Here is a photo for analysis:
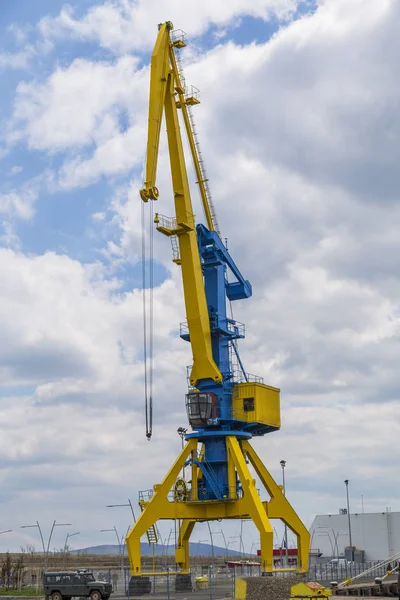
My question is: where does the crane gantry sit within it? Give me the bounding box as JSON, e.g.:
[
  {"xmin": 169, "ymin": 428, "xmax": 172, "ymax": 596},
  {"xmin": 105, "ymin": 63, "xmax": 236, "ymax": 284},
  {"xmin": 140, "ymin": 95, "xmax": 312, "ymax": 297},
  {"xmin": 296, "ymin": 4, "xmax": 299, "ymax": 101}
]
[{"xmin": 126, "ymin": 21, "xmax": 310, "ymax": 588}]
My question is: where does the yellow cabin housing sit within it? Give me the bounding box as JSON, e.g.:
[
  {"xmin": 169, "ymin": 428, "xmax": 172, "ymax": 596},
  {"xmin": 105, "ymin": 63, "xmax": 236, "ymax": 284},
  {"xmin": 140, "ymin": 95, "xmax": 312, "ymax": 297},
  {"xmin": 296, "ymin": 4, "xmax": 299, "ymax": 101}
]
[{"xmin": 232, "ymin": 382, "xmax": 280, "ymax": 433}]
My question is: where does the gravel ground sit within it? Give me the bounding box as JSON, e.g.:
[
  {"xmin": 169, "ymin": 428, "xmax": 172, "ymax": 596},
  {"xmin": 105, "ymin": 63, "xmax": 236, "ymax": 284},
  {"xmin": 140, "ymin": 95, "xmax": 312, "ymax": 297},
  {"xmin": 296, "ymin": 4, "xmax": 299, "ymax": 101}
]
[{"xmin": 244, "ymin": 576, "xmax": 302, "ymax": 600}]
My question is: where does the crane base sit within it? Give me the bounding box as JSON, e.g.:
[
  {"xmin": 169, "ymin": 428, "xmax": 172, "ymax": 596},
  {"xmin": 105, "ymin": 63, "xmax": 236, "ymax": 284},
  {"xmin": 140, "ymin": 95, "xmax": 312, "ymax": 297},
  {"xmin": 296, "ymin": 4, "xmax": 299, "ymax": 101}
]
[
  {"xmin": 175, "ymin": 574, "xmax": 193, "ymax": 591},
  {"xmin": 127, "ymin": 576, "xmax": 151, "ymax": 596},
  {"xmin": 126, "ymin": 437, "xmax": 309, "ymax": 575}
]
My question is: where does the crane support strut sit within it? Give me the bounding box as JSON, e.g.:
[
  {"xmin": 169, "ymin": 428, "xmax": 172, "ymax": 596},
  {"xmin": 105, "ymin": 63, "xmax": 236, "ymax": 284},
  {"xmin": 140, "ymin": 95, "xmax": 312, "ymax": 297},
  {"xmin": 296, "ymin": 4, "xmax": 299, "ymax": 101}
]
[{"xmin": 126, "ymin": 438, "xmax": 309, "ymax": 575}]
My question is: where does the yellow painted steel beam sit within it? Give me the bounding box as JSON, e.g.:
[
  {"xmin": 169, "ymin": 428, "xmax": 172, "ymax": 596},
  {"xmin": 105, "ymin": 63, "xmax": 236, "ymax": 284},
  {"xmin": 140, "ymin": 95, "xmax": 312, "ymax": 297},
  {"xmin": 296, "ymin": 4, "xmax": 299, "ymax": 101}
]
[
  {"xmin": 163, "ymin": 73, "xmax": 221, "ymax": 386},
  {"xmin": 127, "ymin": 437, "xmax": 308, "ymax": 576},
  {"xmin": 175, "ymin": 519, "xmax": 196, "ymax": 570},
  {"xmin": 140, "ymin": 22, "xmax": 171, "ymax": 202},
  {"xmin": 126, "ymin": 439, "xmax": 197, "ymax": 575},
  {"xmin": 139, "ymin": 21, "xmax": 221, "ymax": 386},
  {"xmin": 227, "ymin": 437, "xmax": 274, "ymax": 573},
  {"xmin": 242, "ymin": 440, "xmax": 310, "ymax": 572}
]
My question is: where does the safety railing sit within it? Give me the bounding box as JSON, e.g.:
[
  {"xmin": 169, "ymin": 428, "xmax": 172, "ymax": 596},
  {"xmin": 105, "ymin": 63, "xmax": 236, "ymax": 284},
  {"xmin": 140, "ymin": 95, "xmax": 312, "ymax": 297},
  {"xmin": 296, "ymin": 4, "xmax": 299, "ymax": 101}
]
[
  {"xmin": 156, "ymin": 211, "xmax": 195, "ymax": 233},
  {"xmin": 140, "ymin": 483, "xmax": 243, "ymax": 505},
  {"xmin": 185, "ymin": 84, "xmax": 200, "ymax": 103},
  {"xmin": 155, "ymin": 214, "xmax": 177, "ymax": 231},
  {"xmin": 226, "ymin": 318, "xmax": 245, "ymax": 338},
  {"xmin": 231, "ymin": 367, "xmax": 264, "ymax": 384},
  {"xmin": 139, "ymin": 489, "xmax": 155, "ymax": 503},
  {"xmin": 171, "ymin": 29, "xmax": 187, "ymax": 47},
  {"xmin": 186, "ymin": 484, "xmax": 242, "ymax": 502}
]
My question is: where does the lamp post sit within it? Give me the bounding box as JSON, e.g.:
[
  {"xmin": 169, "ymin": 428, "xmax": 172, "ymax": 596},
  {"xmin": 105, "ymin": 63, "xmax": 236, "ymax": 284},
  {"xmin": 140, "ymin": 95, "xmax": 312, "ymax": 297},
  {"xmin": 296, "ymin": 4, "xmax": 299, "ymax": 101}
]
[
  {"xmin": 280, "ymin": 460, "xmax": 288, "ymax": 567},
  {"xmin": 47, "ymin": 522, "xmax": 72, "ymax": 559},
  {"xmin": 107, "ymin": 499, "xmax": 136, "ymax": 523},
  {"xmin": 315, "ymin": 532, "xmax": 335, "ymax": 557},
  {"xmin": 106, "ymin": 499, "xmax": 137, "ymax": 574},
  {"xmin": 64, "ymin": 532, "xmax": 80, "ymax": 552},
  {"xmin": 229, "ymin": 535, "xmax": 240, "ymax": 555},
  {"xmin": 239, "ymin": 520, "xmax": 245, "ymax": 557},
  {"xmin": 101, "ymin": 527, "xmax": 124, "ymax": 580},
  {"xmin": 344, "ymin": 480, "xmax": 354, "ymax": 561},
  {"xmin": 213, "ymin": 531, "xmax": 228, "ymax": 559},
  {"xmin": 197, "ymin": 539, "xmax": 208, "ymax": 556},
  {"xmin": 21, "ymin": 521, "xmax": 70, "ymax": 571},
  {"xmin": 206, "ymin": 522, "xmax": 215, "ymax": 565},
  {"xmin": 0, "ymin": 530, "xmax": 12, "ymax": 535}
]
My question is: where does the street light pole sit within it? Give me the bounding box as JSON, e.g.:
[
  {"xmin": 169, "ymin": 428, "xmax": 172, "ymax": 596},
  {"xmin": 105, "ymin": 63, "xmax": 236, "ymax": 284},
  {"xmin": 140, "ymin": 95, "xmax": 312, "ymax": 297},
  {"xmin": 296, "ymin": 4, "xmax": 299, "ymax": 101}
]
[
  {"xmin": 106, "ymin": 500, "xmax": 137, "ymax": 523},
  {"xmin": 240, "ymin": 520, "xmax": 244, "ymax": 557},
  {"xmin": 101, "ymin": 527, "xmax": 124, "ymax": 581},
  {"xmin": 0, "ymin": 530, "xmax": 12, "ymax": 535},
  {"xmin": 280, "ymin": 460, "xmax": 288, "ymax": 567},
  {"xmin": 64, "ymin": 532, "xmax": 80, "ymax": 552},
  {"xmin": 20, "ymin": 522, "xmax": 47, "ymax": 571},
  {"xmin": 197, "ymin": 539, "xmax": 207, "ymax": 557},
  {"xmin": 344, "ymin": 480, "xmax": 354, "ymax": 561},
  {"xmin": 206, "ymin": 522, "xmax": 215, "ymax": 565},
  {"xmin": 47, "ymin": 522, "xmax": 72, "ymax": 558},
  {"xmin": 214, "ymin": 531, "xmax": 228, "ymax": 559},
  {"xmin": 21, "ymin": 521, "xmax": 70, "ymax": 571}
]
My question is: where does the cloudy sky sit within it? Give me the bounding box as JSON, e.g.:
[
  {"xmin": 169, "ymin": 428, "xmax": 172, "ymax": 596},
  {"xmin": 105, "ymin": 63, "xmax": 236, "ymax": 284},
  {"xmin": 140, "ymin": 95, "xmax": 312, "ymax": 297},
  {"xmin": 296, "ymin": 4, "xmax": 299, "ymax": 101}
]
[{"xmin": 1, "ymin": 0, "xmax": 399, "ymax": 557}]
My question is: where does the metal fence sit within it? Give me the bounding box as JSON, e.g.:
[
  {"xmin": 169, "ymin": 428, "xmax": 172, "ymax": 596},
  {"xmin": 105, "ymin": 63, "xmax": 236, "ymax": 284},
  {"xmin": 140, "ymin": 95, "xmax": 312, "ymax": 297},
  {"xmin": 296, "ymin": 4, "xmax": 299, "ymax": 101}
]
[
  {"xmin": 73, "ymin": 560, "xmax": 392, "ymax": 597},
  {"xmin": 94, "ymin": 565, "xmax": 244, "ymax": 598},
  {"xmin": 308, "ymin": 561, "xmax": 388, "ymax": 583}
]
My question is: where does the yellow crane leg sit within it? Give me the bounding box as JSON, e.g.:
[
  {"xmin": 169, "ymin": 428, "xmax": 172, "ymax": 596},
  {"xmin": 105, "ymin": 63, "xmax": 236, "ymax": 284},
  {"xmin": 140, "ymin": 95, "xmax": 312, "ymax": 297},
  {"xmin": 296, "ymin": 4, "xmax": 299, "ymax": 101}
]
[
  {"xmin": 227, "ymin": 437, "xmax": 274, "ymax": 573},
  {"xmin": 126, "ymin": 439, "xmax": 197, "ymax": 575},
  {"xmin": 175, "ymin": 520, "xmax": 196, "ymax": 570},
  {"xmin": 242, "ymin": 440, "xmax": 310, "ymax": 572},
  {"xmin": 126, "ymin": 437, "xmax": 309, "ymax": 577}
]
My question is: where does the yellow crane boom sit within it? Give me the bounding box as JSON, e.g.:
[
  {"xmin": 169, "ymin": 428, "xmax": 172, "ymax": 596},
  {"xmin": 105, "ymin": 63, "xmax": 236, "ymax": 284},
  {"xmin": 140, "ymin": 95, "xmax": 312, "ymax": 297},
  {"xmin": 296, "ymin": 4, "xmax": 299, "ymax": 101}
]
[{"xmin": 139, "ymin": 22, "xmax": 221, "ymax": 386}]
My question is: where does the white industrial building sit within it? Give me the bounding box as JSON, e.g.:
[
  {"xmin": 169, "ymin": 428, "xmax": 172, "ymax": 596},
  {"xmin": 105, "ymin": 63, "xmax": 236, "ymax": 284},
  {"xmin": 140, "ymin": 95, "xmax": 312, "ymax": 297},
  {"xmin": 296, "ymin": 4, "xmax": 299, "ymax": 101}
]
[{"xmin": 310, "ymin": 511, "xmax": 400, "ymax": 561}]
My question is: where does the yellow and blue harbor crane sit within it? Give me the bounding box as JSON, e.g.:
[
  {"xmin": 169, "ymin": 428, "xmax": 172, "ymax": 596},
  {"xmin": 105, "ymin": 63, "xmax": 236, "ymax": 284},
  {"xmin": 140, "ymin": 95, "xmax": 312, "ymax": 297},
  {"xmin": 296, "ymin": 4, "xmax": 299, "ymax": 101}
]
[{"xmin": 126, "ymin": 21, "xmax": 310, "ymax": 589}]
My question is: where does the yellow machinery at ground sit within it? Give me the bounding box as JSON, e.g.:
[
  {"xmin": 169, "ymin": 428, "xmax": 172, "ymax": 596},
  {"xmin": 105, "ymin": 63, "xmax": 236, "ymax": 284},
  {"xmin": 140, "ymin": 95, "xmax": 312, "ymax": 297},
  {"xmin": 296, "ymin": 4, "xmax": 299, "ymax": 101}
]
[
  {"xmin": 236, "ymin": 579, "xmax": 332, "ymax": 599},
  {"xmin": 125, "ymin": 21, "xmax": 310, "ymax": 582},
  {"xmin": 290, "ymin": 582, "xmax": 332, "ymax": 598}
]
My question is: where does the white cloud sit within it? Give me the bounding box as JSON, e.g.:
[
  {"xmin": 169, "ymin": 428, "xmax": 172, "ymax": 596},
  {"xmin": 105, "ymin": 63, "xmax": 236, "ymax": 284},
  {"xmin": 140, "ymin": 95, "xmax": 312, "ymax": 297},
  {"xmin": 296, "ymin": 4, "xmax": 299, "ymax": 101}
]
[
  {"xmin": 0, "ymin": 180, "xmax": 39, "ymax": 220},
  {"xmin": 10, "ymin": 55, "xmax": 143, "ymax": 152},
  {"xmin": 0, "ymin": 249, "xmax": 187, "ymax": 395},
  {"xmin": 0, "ymin": 47, "xmax": 36, "ymax": 70},
  {"xmin": 57, "ymin": 122, "xmax": 146, "ymax": 188},
  {"xmin": 38, "ymin": 0, "xmax": 301, "ymax": 54},
  {"xmin": 0, "ymin": 173, "xmax": 54, "ymax": 246}
]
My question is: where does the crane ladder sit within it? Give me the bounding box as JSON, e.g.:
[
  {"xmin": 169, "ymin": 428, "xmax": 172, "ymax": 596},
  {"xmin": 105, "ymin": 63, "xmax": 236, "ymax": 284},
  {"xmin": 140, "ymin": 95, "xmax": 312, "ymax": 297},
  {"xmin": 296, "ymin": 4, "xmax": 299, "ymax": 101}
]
[
  {"xmin": 139, "ymin": 499, "xmax": 158, "ymax": 545},
  {"xmin": 172, "ymin": 43, "xmax": 221, "ymax": 238}
]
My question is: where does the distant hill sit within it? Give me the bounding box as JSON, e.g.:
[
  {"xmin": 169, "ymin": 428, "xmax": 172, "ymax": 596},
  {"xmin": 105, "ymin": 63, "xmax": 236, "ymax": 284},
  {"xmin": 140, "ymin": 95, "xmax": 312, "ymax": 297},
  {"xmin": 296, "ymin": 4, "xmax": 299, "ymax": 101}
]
[{"xmin": 74, "ymin": 543, "xmax": 245, "ymax": 557}]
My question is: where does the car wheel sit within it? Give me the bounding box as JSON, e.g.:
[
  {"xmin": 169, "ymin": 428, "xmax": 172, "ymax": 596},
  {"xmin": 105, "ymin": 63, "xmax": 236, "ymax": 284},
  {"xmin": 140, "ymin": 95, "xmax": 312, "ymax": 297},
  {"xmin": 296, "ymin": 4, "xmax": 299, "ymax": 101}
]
[
  {"xmin": 90, "ymin": 591, "xmax": 102, "ymax": 600},
  {"xmin": 51, "ymin": 592, "xmax": 63, "ymax": 600}
]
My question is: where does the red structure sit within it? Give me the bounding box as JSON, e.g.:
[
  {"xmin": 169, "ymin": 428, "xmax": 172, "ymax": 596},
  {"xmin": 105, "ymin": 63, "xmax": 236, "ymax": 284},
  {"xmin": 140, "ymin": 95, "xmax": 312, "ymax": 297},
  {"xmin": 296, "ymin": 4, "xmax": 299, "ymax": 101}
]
[{"xmin": 257, "ymin": 548, "xmax": 298, "ymax": 567}]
